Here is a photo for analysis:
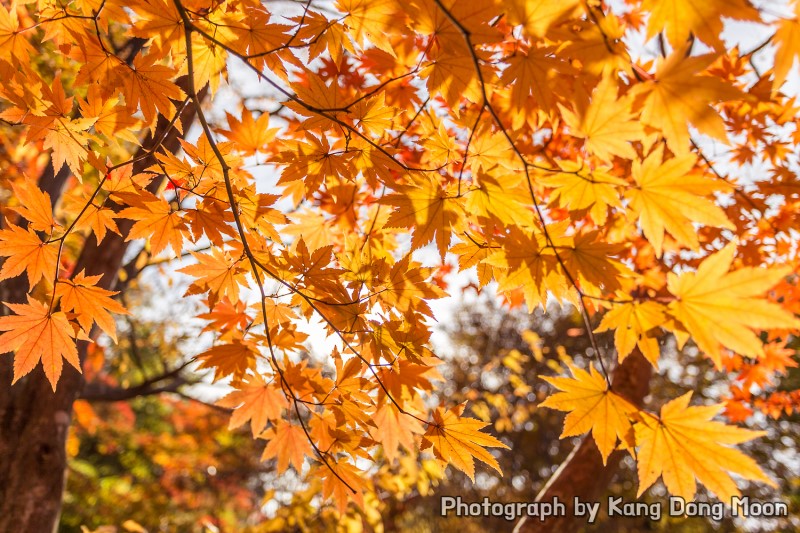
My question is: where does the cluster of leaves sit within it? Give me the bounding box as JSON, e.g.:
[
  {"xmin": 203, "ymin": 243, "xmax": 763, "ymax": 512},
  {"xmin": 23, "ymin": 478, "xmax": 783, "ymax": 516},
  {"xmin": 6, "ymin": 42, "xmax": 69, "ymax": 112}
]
[
  {"xmin": 340, "ymin": 299, "xmax": 800, "ymax": 532},
  {"xmin": 1, "ymin": 0, "xmax": 800, "ymax": 517}
]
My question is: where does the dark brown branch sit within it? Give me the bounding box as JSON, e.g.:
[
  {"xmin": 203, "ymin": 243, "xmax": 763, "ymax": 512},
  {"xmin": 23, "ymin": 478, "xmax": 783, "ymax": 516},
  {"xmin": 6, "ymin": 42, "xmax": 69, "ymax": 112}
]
[{"xmin": 79, "ymin": 376, "xmax": 187, "ymax": 402}]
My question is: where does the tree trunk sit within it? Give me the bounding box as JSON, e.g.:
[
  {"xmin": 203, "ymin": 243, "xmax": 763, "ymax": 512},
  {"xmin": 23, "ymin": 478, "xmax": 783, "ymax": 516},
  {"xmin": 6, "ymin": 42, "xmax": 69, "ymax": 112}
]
[
  {"xmin": 513, "ymin": 350, "xmax": 652, "ymax": 533},
  {"xmin": 0, "ymin": 90, "xmax": 199, "ymax": 533}
]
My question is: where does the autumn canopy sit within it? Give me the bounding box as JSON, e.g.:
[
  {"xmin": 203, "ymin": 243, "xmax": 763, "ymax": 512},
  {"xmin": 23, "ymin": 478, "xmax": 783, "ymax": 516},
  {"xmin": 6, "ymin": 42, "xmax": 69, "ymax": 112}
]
[{"xmin": 1, "ymin": 0, "xmax": 800, "ymax": 530}]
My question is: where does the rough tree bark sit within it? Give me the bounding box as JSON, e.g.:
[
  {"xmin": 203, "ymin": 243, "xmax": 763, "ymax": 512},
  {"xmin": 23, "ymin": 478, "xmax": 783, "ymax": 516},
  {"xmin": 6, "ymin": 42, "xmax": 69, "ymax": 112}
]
[
  {"xmin": 513, "ymin": 349, "xmax": 653, "ymax": 533},
  {"xmin": 0, "ymin": 89, "xmax": 200, "ymax": 533}
]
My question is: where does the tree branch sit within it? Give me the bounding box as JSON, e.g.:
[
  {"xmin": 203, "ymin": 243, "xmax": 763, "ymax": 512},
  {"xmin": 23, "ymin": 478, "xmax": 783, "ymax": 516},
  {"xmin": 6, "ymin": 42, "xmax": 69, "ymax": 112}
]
[{"xmin": 79, "ymin": 363, "xmax": 192, "ymax": 402}]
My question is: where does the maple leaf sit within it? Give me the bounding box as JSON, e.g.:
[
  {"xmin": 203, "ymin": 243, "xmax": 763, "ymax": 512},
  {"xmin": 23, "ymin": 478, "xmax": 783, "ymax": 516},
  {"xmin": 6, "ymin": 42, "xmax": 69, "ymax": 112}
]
[
  {"xmin": 667, "ymin": 243, "xmax": 800, "ymax": 366},
  {"xmin": 541, "ymin": 363, "xmax": 638, "ymax": 464},
  {"xmin": 179, "ymin": 249, "xmax": 246, "ymax": 304},
  {"xmin": 352, "ymin": 93, "xmax": 400, "ymax": 137},
  {"xmin": 486, "ymin": 225, "xmax": 567, "ymax": 310},
  {"xmin": 196, "ymin": 339, "xmax": 258, "ymax": 382},
  {"xmin": 9, "ymin": 178, "xmax": 57, "ymax": 233},
  {"xmin": 260, "ymin": 420, "xmax": 312, "ymax": 472},
  {"xmin": 421, "ymin": 403, "xmax": 508, "ymax": 481},
  {"xmin": 337, "ymin": 0, "xmax": 396, "ymax": 54},
  {"xmin": 320, "ymin": 460, "xmax": 365, "ymax": 514},
  {"xmin": 737, "ymin": 342, "xmax": 798, "ymax": 390},
  {"xmin": 197, "ymin": 297, "xmax": 250, "ymax": 335},
  {"xmin": 643, "ymin": 0, "xmax": 759, "ymax": 52},
  {"xmin": 634, "ymin": 48, "xmax": 743, "ymax": 154},
  {"xmin": 189, "ymin": 36, "xmax": 227, "ymax": 94},
  {"xmin": 78, "ymin": 86, "xmax": 139, "ymax": 144},
  {"xmin": 625, "ymin": 146, "xmax": 734, "ymax": 256},
  {"xmin": 634, "ymin": 392, "xmax": 774, "ymax": 501},
  {"xmin": 227, "ymin": 6, "xmax": 290, "ymax": 71},
  {"xmin": 378, "ymin": 256, "xmax": 446, "ymax": 317},
  {"xmin": 451, "ymin": 240, "xmax": 493, "ymax": 286},
  {"xmin": 539, "ymin": 162, "xmax": 626, "ymax": 225},
  {"xmin": 506, "ymin": 0, "xmax": 580, "ymax": 37},
  {"xmin": 118, "ymin": 53, "xmax": 185, "ymax": 124},
  {"xmin": 118, "ymin": 193, "xmax": 187, "ymax": 257},
  {"xmin": 773, "ymin": 8, "xmax": 800, "ymax": 92},
  {"xmin": 218, "ymin": 108, "xmax": 279, "ymax": 156},
  {"xmin": 560, "ymin": 75, "xmax": 644, "ymax": 162},
  {"xmin": 381, "ymin": 174, "xmax": 464, "ymax": 259},
  {"xmin": 557, "ymin": 231, "xmax": 631, "ymax": 295},
  {"xmin": 72, "ymin": 203, "xmax": 121, "ymax": 244},
  {"xmin": 595, "ymin": 301, "xmax": 667, "ymax": 366},
  {"xmin": 55, "ymin": 271, "xmax": 128, "ymax": 342},
  {"xmin": 372, "ymin": 403, "xmax": 425, "ymax": 463},
  {"xmin": 217, "ymin": 373, "xmax": 288, "ymax": 437},
  {"xmin": 421, "ymin": 52, "xmax": 482, "ymax": 107},
  {"xmin": 0, "ymin": 223, "xmax": 59, "ymax": 289},
  {"xmin": 0, "ymin": 4, "xmax": 34, "ymax": 62},
  {"xmin": 42, "ymin": 116, "xmax": 95, "ymax": 175},
  {"xmin": 467, "ymin": 129, "xmax": 514, "ymax": 174},
  {"xmin": 0, "ymin": 298, "xmax": 80, "ymax": 391},
  {"xmin": 501, "ymin": 46, "xmax": 570, "ymax": 119}
]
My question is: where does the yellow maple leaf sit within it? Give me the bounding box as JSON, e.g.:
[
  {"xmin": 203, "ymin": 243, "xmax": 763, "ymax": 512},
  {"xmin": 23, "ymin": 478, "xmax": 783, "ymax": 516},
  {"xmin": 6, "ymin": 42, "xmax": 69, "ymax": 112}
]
[
  {"xmin": 467, "ymin": 129, "xmax": 515, "ymax": 174},
  {"xmin": 381, "ymin": 174, "xmax": 464, "ymax": 259},
  {"xmin": 486, "ymin": 225, "xmax": 569, "ymax": 309},
  {"xmin": 634, "ymin": 392, "xmax": 774, "ymax": 501},
  {"xmin": 464, "ymin": 174, "xmax": 532, "ymax": 227},
  {"xmin": 0, "ymin": 4, "xmax": 34, "ymax": 62},
  {"xmin": 625, "ymin": 146, "xmax": 734, "ymax": 256},
  {"xmin": 540, "ymin": 161, "xmax": 626, "ymax": 225},
  {"xmin": 352, "ymin": 93, "xmax": 400, "ymax": 137},
  {"xmin": 643, "ymin": 0, "xmax": 760, "ymax": 52},
  {"xmin": 557, "ymin": 230, "xmax": 632, "ymax": 296},
  {"xmin": 560, "ymin": 75, "xmax": 643, "ymax": 162},
  {"xmin": 773, "ymin": 6, "xmax": 800, "ymax": 93},
  {"xmin": 541, "ymin": 363, "xmax": 638, "ymax": 464},
  {"xmin": 667, "ymin": 243, "xmax": 800, "ymax": 366},
  {"xmin": 595, "ymin": 301, "xmax": 667, "ymax": 366},
  {"xmin": 337, "ymin": 0, "xmax": 396, "ymax": 54},
  {"xmin": 634, "ymin": 48, "xmax": 742, "ymax": 154},
  {"xmin": 0, "ymin": 298, "xmax": 80, "ymax": 391},
  {"xmin": 421, "ymin": 403, "xmax": 508, "ymax": 481},
  {"xmin": 501, "ymin": 46, "xmax": 569, "ymax": 120},
  {"xmin": 505, "ymin": 0, "xmax": 581, "ymax": 37},
  {"xmin": 189, "ymin": 34, "xmax": 227, "ymax": 94},
  {"xmin": 421, "ymin": 52, "xmax": 482, "ymax": 107},
  {"xmin": 42, "ymin": 116, "xmax": 95, "ymax": 176}
]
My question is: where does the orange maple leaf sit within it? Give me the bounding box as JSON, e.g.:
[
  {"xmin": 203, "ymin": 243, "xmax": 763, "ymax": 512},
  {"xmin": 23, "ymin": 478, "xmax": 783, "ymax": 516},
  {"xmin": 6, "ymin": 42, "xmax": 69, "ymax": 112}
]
[
  {"xmin": 0, "ymin": 298, "xmax": 80, "ymax": 390},
  {"xmin": 217, "ymin": 373, "xmax": 288, "ymax": 436},
  {"xmin": 260, "ymin": 421, "xmax": 312, "ymax": 472},
  {"xmin": 422, "ymin": 403, "xmax": 508, "ymax": 481},
  {"xmin": 55, "ymin": 271, "xmax": 128, "ymax": 342},
  {"xmin": 218, "ymin": 108, "xmax": 279, "ymax": 156},
  {"xmin": 0, "ymin": 223, "xmax": 59, "ymax": 289}
]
